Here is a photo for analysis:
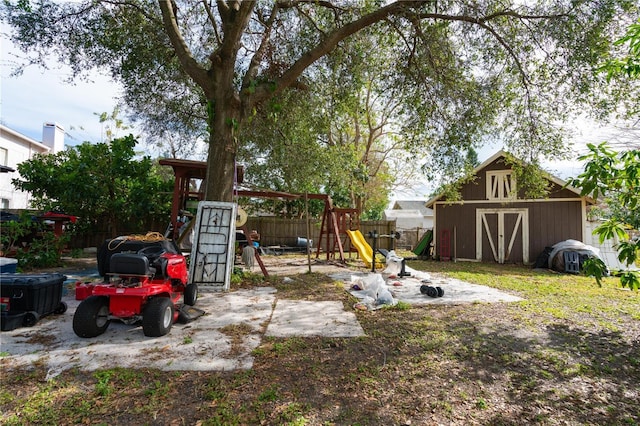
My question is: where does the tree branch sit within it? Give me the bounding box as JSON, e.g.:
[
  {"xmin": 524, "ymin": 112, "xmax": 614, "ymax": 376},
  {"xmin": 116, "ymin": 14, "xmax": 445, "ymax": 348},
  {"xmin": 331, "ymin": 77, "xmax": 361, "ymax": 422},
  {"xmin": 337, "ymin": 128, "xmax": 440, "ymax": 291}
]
[
  {"xmin": 99, "ymin": 0, "xmax": 162, "ymax": 23},
  {"xmin": 482, "ymin": 10, "xmax": 569, "ymax": 22},
  {"xmin": 277, "ymin": 0, "xmax": 347, "ymax": 13},
  {"xmin": 412, "ymin": 8, "xmax": 565, "ymax": 145},
  {"xmin": 158, "ymin": 0, "xmax": 210, "ymax": 91},
  {"xmin": 217, "ymin": 0, "xmax": 229, "ymax": 15},
  {"xmin": 215, "ymin": 1, "xmax": 254, "ymax": 63},
  {"xmin": 250, "ymin": 1, "xmax": 416, "ymax": 106},
  {"xmin": 202, "ymin": 0, "xmax": 222, "ymax": 44},
  {"xmin": 242, "ymin": 2, "xmax": 280, "ymax": 91},
  {"xmin": 295, "ymin": 4, "xmax": 327, "ymax": 36}
]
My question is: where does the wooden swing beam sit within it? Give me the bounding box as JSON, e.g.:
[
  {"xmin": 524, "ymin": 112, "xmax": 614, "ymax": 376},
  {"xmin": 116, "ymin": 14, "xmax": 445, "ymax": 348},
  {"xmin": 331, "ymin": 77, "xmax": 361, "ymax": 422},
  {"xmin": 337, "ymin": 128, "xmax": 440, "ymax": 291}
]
[{"xmin": 158, "ymin": 158, "xmax": 357, "ymax": 263}]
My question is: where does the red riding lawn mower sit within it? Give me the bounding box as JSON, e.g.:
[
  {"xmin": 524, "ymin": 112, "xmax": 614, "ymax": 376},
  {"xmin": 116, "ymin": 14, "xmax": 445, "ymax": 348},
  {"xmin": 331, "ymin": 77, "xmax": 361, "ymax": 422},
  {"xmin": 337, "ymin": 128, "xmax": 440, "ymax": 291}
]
[{"xmin": 73, "ymin": 237, "xmax": 199, "ymax": 338}]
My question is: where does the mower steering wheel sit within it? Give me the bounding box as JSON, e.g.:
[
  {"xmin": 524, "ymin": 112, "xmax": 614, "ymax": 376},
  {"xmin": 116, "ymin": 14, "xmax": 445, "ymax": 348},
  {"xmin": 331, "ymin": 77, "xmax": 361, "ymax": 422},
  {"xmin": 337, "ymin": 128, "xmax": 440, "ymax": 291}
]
[{"xmin": 137, "ymin": 246, "xmax": 167, "ymax": 261}]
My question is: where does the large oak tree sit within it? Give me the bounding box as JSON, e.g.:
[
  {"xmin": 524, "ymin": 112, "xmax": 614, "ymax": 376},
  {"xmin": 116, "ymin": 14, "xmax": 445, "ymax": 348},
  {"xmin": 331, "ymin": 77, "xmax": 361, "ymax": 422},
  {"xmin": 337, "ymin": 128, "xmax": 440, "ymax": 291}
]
[{"xmin": 3, "ymin": 1, "xmax": 638, "ymax": 201}]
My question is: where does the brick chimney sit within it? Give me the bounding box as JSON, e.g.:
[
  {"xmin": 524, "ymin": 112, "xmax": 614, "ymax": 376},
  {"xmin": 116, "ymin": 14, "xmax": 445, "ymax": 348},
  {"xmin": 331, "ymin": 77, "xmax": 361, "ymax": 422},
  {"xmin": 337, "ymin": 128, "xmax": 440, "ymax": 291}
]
[{"xmin": 42, "ymin": 122, "xmax": 65, "ymax": 153}]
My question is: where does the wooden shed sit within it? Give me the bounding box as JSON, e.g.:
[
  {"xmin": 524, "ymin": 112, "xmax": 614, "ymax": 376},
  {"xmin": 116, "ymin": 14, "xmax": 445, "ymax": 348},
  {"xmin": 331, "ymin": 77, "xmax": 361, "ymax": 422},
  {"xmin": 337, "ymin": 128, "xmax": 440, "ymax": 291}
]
[{"xmin": 425, "ymin": 150, "xmax": 594, "ymax": 265}]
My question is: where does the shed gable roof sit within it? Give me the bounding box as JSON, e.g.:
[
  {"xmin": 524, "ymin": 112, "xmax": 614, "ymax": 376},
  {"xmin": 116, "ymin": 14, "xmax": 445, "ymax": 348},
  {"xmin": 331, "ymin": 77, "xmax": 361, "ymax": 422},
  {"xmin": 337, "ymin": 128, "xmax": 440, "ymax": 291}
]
[{"xmin": 425, "ymin": 150, "xmax": 592, "ymax": 207}]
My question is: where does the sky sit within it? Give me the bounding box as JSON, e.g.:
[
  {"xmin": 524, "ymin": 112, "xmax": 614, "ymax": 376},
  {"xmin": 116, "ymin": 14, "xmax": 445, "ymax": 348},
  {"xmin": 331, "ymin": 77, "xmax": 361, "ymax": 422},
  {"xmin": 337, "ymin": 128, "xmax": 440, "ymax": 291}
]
[
  {"xmin": 1, "ymin": 38, "xmax": 121, "ymax": 145},
  {"xmin": 1, "ymin": 33, "xmax": 630, "ymax": 202}
]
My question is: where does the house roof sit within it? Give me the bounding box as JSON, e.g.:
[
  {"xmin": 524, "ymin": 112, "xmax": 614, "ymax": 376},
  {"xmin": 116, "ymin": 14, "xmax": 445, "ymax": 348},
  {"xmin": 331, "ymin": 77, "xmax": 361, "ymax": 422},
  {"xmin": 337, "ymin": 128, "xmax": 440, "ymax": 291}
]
[
  {"xmin": 425, "ymin": 149, "xmax": 593, "ymax": 208},
  {"xmin": 384, "ymin": 209, "xmax": 425, "ymax": 219},
  {"xmin": 392, "ymin": 200, "xmax": 433, "ymax": 216},
  {"xmin": 0, "ymin": 124, "xmax": 51, "ymax": 153}
]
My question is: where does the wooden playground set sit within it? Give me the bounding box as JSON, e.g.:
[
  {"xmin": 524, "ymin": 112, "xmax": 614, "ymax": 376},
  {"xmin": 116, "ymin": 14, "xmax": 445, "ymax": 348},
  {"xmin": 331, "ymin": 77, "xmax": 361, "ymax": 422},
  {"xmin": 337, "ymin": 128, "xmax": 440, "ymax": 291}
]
[{"xmin": 158, "ymin": 158, "xmax": 388, "ymax": 275}]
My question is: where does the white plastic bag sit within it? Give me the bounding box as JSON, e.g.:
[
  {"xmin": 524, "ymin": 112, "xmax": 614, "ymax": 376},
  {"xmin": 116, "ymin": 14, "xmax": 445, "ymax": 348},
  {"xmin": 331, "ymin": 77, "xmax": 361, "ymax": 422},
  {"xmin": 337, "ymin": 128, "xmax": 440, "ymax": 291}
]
[
  {"xmin": 383, "ymin": 250, "xmax": 404, "ymax": 276},
  {"xmin": 375, "ymin": 287, "xmax": 395, "ymax": 306}
]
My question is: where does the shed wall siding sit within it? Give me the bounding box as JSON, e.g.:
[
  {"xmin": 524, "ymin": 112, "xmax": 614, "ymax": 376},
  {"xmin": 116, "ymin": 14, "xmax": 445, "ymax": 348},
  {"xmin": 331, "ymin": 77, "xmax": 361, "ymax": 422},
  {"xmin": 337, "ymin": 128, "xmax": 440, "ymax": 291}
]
[
  {"xmin": 456, "ymin": 157, "xmax": 578, "ymax": 201},
  {"xmin": 435, "ymin": 199, "xmax": 584, "ymax": 263},
  {"xmin": 435, "ymin": 204, "xmax": 475, "ymax": 259},
  {"xmin": 527, "ymin": 201, "xmax": 583, "ymax": 257}
]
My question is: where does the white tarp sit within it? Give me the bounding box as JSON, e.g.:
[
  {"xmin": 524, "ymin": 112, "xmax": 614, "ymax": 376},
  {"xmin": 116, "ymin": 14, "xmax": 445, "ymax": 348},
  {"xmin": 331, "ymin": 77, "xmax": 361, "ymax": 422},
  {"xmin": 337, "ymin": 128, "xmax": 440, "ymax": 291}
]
[{"xmin": 547, "ymin": 239, "xmax": 606, "ymax": 272}]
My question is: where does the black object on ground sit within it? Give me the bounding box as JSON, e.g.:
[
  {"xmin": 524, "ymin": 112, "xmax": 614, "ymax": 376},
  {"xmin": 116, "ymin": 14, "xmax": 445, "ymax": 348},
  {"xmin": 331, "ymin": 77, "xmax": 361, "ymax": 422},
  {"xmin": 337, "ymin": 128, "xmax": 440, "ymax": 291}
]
[
  {"xmin": 420, "ymin": 284, "xmax": 444, "ymax": 298},
  {"xmin": 177, "ymin": 305, "xmax": 206, "ymax": 324},
  {"xmin": 0, "ymin": 273, "xmax": 67, "ymax": 331}
]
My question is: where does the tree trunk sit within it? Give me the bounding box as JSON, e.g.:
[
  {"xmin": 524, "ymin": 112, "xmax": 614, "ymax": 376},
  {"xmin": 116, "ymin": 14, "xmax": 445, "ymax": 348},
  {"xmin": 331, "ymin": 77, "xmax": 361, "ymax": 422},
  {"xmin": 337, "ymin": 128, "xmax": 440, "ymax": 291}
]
[
  {"xmin": 354, "ymin": 194, "xmax": 364, "ymax": 216},
  {"xmin": 158, "ymin": 0, "xmax": 252, "ymax": 202},
  {"xmin": 204, "ymin": 97, "xmax": 239, "ymax": 202}
]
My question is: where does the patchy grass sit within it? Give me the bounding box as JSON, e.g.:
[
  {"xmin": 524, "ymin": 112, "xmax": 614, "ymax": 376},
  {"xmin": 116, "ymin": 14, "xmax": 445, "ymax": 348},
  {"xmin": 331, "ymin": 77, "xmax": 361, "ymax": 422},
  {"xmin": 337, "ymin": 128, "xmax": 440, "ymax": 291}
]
[
  {"xmin": 411, "ymin": 260, "xmax": 640, "ymax": 332},
  {"xmin": 1, "ymin": 260, "xmax": 639, "ymax": 425}
]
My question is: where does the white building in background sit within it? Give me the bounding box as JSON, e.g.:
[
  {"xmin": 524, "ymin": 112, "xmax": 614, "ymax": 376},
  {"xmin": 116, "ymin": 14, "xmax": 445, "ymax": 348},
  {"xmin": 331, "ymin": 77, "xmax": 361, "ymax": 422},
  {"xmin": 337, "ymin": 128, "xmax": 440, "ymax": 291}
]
[
  {"xmin": 0, "ymin": 123, "xmax": 65, "ymax": 209},
  {"xmin": 383, "ymin": 200, "xmax": 434, "ymax": 250},
  {"xmin": 384, "ymin": 200, "xmax": 434, "ymax": 230}
]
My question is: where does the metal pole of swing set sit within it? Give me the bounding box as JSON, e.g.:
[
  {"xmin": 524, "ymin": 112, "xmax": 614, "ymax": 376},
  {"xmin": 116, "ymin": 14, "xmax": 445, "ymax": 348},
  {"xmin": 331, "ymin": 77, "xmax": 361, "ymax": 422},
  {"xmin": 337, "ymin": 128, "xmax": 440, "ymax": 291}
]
[
  {"xmin": 454, "ymin": 226, "xmax": 457, "ymax": 262},
  {"xmin": 305, "ymin": 192, "xmax": 311, "ymax": 274},
  {"xmin": 369, "ymin": 230, "xmax": 378, "ymax": 273}
]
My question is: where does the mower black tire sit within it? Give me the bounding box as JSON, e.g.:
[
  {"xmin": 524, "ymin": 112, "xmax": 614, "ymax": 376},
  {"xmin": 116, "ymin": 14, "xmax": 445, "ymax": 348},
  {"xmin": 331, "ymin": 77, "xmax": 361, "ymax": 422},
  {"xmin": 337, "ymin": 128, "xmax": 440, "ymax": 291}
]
[
  {"xmin": 184, "ymin": 283, "xmax": 198, "ymax": 306},
  {"xmin": 142, "ymin": 297, "xmax": 174, "ymax": 337},
  {"xmin": 73, "ymin": 296, "xmax": 111, "ymax": 338},
  {"xmin": 436, "ymin": 286, "xmax": 444, "ymax": 297}
]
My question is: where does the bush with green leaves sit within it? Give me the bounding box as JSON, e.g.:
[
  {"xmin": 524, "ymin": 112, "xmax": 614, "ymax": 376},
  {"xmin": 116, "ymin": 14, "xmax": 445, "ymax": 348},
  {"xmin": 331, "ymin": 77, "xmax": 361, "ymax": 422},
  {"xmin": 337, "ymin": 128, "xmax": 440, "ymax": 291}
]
[
  {"xmin": 0, "ymin": 212, "xmax": 38, "ymax": 253},
  {"xmin": 569, "ymin": 143, "xmax": 639, "ymax": 290},
  {"xmin": 15, "ymin": 231, "xmax": 69, "ymax": 269},
  {"xmin": 12, "ymin": 135, "xmax": 173, "ymax": 236}
]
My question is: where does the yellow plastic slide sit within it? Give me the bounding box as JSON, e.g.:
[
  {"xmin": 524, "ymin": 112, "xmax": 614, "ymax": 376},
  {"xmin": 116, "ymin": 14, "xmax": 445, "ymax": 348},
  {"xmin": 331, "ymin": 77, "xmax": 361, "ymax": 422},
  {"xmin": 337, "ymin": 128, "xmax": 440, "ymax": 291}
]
[{"xmin": 345, "ymin": 229, "xmax": 385, "ymax": 269}]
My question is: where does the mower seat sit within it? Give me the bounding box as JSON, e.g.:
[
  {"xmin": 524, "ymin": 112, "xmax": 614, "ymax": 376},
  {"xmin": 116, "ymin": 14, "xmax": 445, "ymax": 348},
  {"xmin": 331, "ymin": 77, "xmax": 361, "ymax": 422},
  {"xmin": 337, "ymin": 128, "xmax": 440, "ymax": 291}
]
[
  {"xmin": 152, "ymin": 256, "xmax": 168, "ymax": 279},
  {"xmin": 109, "ymin": 253, "xmax": 156, "ymax": 277}
]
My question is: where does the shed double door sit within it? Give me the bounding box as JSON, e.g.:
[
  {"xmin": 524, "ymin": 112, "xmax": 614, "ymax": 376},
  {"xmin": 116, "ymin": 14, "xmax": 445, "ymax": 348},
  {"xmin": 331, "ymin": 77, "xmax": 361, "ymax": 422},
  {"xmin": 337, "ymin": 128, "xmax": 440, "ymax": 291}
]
[{"xmin": 476, "ymin": 208, "xmax": 529, "ymax": 264}]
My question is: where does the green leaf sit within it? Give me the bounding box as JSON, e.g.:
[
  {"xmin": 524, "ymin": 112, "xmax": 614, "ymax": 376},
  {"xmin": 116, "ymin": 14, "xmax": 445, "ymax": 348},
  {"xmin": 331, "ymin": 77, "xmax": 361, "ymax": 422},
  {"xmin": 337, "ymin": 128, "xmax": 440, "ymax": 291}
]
[
  {"xmin": 620, "ymin": 271, "xmax": 640, "ymax": 291},
  {"xmin": 581, "ymin": 257, "xmax": 608, "ymax": 287}
]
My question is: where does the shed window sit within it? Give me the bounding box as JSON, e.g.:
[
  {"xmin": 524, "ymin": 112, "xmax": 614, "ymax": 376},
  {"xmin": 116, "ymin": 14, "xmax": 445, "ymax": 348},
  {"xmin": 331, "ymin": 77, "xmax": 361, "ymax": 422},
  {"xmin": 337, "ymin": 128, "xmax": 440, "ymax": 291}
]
[{"xmin": 486, "ymin": 170, "xmax": 516, "ymax": 200}]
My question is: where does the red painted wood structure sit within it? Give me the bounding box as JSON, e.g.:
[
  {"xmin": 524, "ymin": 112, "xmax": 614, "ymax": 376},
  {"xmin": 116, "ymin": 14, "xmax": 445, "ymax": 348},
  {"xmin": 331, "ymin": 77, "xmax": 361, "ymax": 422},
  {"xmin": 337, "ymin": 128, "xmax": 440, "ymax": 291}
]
[
  {"xmin": 315, "ymin": 198, "xmax": 359, "ymax": 261},
  {"xmin": 39, "ymin": 211, "xmax": 78, "ymax": 237},
  {"xmin": 439, "ymin": 228, "xmax": 451, "ymax": 261}
]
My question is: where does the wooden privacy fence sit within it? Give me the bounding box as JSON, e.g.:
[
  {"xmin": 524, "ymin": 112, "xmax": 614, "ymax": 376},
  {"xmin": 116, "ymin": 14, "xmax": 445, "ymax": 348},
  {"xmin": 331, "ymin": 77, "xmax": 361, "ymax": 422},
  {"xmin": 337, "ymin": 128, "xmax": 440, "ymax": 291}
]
[
  {"xmin": 244, "ymin": 217, "xmax": 397, "ymax": 251},
  {"xmin": 244, "ymin": 218, "xmax": 431, "ymax": 253},
  {"xmin": 65, "ymin": 215, "xmax": 397, "ymax": 253}
]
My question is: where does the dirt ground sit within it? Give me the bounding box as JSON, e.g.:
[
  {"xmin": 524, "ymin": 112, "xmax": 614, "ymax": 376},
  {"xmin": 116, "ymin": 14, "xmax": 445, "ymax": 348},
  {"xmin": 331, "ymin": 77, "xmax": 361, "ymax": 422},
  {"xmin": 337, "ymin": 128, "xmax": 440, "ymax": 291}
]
[
  {"xmin": 1, "ymin": 255, "xmax": 638, "ymax": 425},
  {"xmin": 0, "ymin": 253, "xmax": 520, "ymax": 377}
]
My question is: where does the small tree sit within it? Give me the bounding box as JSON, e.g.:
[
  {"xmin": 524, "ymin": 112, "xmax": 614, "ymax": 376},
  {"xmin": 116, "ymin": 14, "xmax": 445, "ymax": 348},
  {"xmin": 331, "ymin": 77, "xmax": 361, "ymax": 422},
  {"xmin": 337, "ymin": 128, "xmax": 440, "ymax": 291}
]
[{"xmin": 12, "ymin": 135, "xmax": 173, "ymax": 236}]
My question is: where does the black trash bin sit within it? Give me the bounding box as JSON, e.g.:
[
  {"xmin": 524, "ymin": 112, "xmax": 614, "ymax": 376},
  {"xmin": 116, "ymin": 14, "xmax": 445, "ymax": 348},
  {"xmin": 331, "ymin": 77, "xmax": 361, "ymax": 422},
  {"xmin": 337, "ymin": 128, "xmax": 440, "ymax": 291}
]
[{"xmin": 0, "ymin": 273, "xmax": 67, "ymax": 331}]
